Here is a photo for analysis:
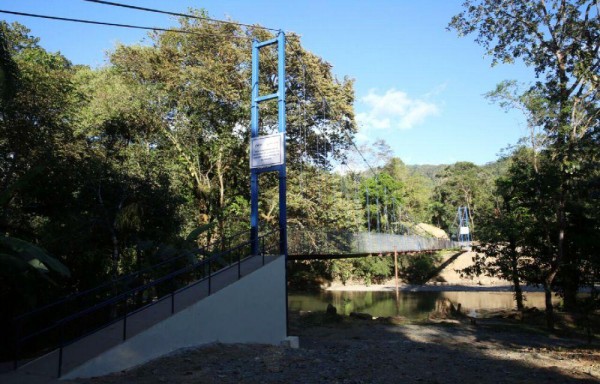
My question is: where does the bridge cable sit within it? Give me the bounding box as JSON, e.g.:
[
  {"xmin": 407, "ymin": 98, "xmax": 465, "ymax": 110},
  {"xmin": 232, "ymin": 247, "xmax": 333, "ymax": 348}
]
[
  {"xmin": 383, "ymin": 186, "xmax": 389, "ymax": 233},
  {"xmin": 289, "ymin": 38, "xmax": 382, "ymax": 184},
  {"xmin": 0, "ymin": 9, "xmax": 255, "ymax": 40},
  {"xmin": 289, "ymin": 39, "xmax": 397, "ymax": 236},
  {"xmin": 0, "ymin": 9, "xmax": 199, "ymax": 35},
  {"xmin": 83, "ymin": 0, "xmax": 281, "ymax": 32}
]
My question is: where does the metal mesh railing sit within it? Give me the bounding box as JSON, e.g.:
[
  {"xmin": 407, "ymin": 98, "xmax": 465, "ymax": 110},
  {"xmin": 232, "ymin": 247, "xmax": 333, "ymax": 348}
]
[{"xmin": 288, "ymin": 229, "xmax": 460, "ymax": 256}]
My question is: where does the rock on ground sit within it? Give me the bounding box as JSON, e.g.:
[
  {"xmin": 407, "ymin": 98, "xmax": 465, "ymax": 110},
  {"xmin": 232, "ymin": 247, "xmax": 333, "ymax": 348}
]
[{"xmin": 69, "ymin": 314, "xmax": 600, "ymax": 384}]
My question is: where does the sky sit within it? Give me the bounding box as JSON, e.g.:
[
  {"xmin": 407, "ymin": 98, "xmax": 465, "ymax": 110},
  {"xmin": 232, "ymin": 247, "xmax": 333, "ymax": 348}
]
[{"xmin": 0, "ymin": 0, "xmax": 536, "ymax": 165}]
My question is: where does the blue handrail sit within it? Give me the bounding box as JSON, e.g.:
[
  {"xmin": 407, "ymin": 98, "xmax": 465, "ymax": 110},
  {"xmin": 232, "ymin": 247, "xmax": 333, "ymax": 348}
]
[
  {"xmin": 13, "ymin": 229, "xmax": 280, "ymax": 377},
  {"xmin": 13, "ymin": 229, "xmax": 249, "ymax": 324}
]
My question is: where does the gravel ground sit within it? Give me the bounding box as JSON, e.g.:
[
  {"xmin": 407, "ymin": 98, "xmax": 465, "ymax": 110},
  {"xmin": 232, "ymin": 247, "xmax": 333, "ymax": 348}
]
[{"xmin": 71, "ymin": 312, "xmax": 600, "ymax": 384}]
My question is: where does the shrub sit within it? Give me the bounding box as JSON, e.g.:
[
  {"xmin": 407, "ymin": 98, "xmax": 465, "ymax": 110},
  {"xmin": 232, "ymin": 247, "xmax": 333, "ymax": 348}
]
[
  {"xmin": 400, "ymin": 253, "xmax": 441, "ymax": 284},
  {"xmin": 354, "ymin": 255, "xmax": 393, "ymax": 286}
]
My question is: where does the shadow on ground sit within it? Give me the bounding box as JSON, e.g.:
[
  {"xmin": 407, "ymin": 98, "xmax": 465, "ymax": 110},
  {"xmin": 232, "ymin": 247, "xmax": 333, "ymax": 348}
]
[{"xmin": 35, "ymin": 311, "xmax": 596, "ymax": 384}]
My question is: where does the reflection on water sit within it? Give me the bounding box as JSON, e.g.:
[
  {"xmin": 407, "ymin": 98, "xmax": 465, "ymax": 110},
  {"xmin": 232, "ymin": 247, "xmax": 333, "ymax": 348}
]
[{"xmin": 288, "ymin": 290, "xmax": 555, "ymax": 320}]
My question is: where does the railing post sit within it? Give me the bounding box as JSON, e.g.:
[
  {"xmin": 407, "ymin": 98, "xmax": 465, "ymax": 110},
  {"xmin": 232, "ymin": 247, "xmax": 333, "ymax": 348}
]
[
  {"xmin": 123, "ymin": 297, "xmax": 128, "ymax": 341},
  {"xmin": 261, "ymin": 236, "xmax": 265, "ymax": 265},
  {"xmin": 208, "ymin": 259, "xmax": 212, "ymax": 295},
  {"xmin": 394, "ymin": 247, "xmax": 399, "ymax": 291},
  {"xmin": 237, "ymin": 250, "xmax": 241, "ymax": 279},
  {"xmin": 250, "ymin": 38, "xmax": 260, "ymax": 257},
  {"xmin": 171, "ymin": 290, "xmax": 175, "ymax": 314},
  {"xmin": 13, "ymin": 319, "xmax": 20, "ymax": 370},
  {"xmin": 58, "ymin": 321, "xmax": 64, "ymax": 378}
]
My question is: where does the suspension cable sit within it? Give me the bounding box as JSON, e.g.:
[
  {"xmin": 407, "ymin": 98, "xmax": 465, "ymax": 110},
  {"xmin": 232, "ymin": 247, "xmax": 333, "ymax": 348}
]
[{"xmin": 84, "ymin": 0, "xmax": 280, "ymax": 32}]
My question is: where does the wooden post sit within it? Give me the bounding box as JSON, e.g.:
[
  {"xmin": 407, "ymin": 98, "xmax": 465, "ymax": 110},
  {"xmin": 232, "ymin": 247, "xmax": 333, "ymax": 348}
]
[{"xmin": 394, "ymin": 246, "xmax": 398, "ymax": 291}]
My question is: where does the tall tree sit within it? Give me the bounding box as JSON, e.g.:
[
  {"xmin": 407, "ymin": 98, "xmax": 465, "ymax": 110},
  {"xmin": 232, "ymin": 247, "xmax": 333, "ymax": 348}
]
[
  {"xmin": 109, "ymin": 12, "xmax": 357, "ymax": 242},
  {"xmin": 430, "ymin": 162, "xmax": 495, "ymax": 236},
  {"xmin": 383, "ymin": 157, "xmax": 433, "ymax": 222},
  {"xmin": 450, "ymin": 0, "xmax": 599, "ymax": 316},
  {"xmin": 0, "ymin": 21, "xmax": 80, "ymax": 240}
]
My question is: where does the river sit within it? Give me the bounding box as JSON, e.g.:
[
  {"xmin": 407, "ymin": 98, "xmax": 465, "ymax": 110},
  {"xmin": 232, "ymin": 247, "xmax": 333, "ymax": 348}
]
[{"xmin": 288, "ymin": 290, "xmax": 556, "ymax": 319}]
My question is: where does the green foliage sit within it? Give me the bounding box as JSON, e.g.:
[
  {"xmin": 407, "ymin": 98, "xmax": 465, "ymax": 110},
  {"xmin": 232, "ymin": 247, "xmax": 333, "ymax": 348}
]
[
  {"xmin": 328, "ymin": 255, "xmax": 393, "ymax": 286},
  {"xmin": 353, "ymin": 256, "xmax": 393, "ymax": 286},
  {"xmin": 288, "ymin": 259, "xmax": 332, "ymax": 291},
  {"xmin": 399, "ymin": 253, "xmax": 441, "ymax": 284},
  {"xmin": 330, "ymin": 259, "xmax": 354, "ymax": 285},
  {"xmin": 361, "ymin": 172, "xmax": 404, "ymax": 232},
  {"xmin": 0, "ymin": 236, "xmax": 70, "ymax": 278},
  {"xmin": 430, "ymin": 161, "xmax": 496, "ymax": 236},
  {"xmin": 0, "ymin": 15, "xmax": 360, "ymax": 306},
  {"xmin": 0, "ymin": 235, "xmax": 71, "ymax": 357},
  {"xmin": 186, "ymin": 223, "xmax": 217, "ymax": 244},
  {"xmin": 450, "ymin": 0, "xmax": 600, "ymax": 326}
]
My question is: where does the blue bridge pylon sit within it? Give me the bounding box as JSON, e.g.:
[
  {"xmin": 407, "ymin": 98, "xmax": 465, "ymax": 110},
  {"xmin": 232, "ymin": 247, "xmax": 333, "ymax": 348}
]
[{"xmin": 456, "ymin": 206, "xmax": 471, "ymax": 248}]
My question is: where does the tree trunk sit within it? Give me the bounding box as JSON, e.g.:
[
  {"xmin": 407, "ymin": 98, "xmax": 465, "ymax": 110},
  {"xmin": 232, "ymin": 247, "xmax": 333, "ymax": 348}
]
[
  {"xmin": 559, "ymin": 190, "xmax": 578, "ymax": 311},
  {"xmin": 110, "ymin": 230, "xmax": 119, "ymax": 278},
  {"xmin": 512, "ymin": 267, "xmax": 524, "ymax": 311},
  {"xmin": 562, "ymin": 264, "xmax": 579, "ymax": 311},
  {"xmin": 508, "ymin": 238, "xmax": 524, "ymax": 311},
  {"xmin": 543, "ymin": 282, "xmax": 554, "ymax": 331}
]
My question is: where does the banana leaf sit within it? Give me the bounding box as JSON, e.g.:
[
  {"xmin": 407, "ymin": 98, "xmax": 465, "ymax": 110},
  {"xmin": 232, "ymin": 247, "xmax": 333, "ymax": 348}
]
[
  {"xmin": 0, "ymin": 236, "xmax": 70, "ymax": 278},
  {"xmin": 185, "ymin": 222, "xmax": 216, "ymax": 243}
]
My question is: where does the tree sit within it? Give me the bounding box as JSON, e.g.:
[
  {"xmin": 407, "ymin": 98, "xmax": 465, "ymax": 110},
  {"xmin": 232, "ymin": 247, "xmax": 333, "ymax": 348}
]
[
  {"xmin": 383, "ymin": 157, "xmax": 433, "ymax": 222},
  {"xmin": 430, "ymin": 162, "xmax": 495, "ymax": 237},
  {"xmin": 463, "ymin": 148, "xmax": 548, "ymax": 311},
  {"xmin": 0, "ymin": 21, "xmax": 188, "ymax": 297},
  {"xmin": 361, "ymin": 172, "xmax": 404, "ymax": 233},
  {"xmin": 0, "ymin": 22, "xmax": 81, "ymax": 356},
  {"xmin": 450, "ymin": 0, "xmax": 600, "ymax": 318},
  {"xmin": 108, "ymin": 13, "xmax": 357, "ymax": 244},
  {"xmin": 72, "ymin": 66, "xmax": 185, "ymax": 281},
  {"xmin": 0, "ymin": 22, "xmax": 80, "ymax": 237},
  {"xmin": 485, "ymin": 81, "xmax": 549, "ymax": 172}
]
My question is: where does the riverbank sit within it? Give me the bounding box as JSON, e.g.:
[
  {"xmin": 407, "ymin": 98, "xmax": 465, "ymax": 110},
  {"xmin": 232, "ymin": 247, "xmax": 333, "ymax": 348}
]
[
  {"xmin": 326, "ymin": 250, "xmax": 542, "ymax": 293},
  {"xmin": 67, "ymin": 311, "xmax": 600, "ymax": 384},
  {"xmin": 325, "ymin": 282, "xmax": 543, "ymax": 292}
]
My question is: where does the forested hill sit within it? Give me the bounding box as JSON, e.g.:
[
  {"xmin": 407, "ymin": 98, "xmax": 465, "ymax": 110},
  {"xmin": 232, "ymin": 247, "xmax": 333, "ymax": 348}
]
[
  {"xmin": 407, "ymin": 164, "xmax": 447, "ymax": 183},
  {"xmin": 408, "ymin": 159, "xmax": 508, "ymax": 185}
]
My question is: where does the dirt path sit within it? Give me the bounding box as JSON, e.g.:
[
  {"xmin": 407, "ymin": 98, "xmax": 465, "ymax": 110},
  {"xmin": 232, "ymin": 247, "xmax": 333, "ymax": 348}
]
[{"xmin": 68, "ymin": 313, "xmax": 600, "ymax": 384}]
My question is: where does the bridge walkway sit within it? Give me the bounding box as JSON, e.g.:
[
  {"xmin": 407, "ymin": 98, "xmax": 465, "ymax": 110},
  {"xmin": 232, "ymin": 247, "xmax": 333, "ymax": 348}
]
[{"xmin": 2, "ymin": 255, "xmax": 278, "ymax": 383}]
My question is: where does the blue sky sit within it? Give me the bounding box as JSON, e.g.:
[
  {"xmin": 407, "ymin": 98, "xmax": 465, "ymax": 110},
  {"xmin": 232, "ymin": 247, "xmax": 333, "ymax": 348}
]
[{"xmin": 1, "ymin": 0, "xmax": 535, "ymax": 165}]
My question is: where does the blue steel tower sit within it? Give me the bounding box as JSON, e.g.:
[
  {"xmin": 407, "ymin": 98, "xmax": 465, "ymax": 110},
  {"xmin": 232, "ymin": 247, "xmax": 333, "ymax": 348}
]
[
  {"xmin": 456, "ymin": 206, "xmax": 471, "ymax": 247},
  {"xmin": 250, "ymin": 31, "xmax": 287, "ymax": 257}
]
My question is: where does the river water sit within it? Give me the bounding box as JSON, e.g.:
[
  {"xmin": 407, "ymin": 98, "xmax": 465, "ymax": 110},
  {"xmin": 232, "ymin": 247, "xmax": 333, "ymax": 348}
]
[{"xmin": 288, "ymin": 290, "xmax": 555, "ymax": 319}]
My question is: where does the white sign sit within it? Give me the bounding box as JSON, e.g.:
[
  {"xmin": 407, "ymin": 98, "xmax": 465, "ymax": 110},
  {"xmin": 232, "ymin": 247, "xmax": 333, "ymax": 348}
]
[
  {"xmin": 250, "ymin": 132, "xmax": 284, "ymax": 169},
  {"xmin": 459, "ymin": 226, "xmax": 470, "ymax": 235}
]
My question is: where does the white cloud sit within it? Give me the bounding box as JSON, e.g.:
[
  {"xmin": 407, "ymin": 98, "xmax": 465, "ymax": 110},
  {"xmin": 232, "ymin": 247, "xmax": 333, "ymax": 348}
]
[{"xmin": 356, "ymin": 88, "xmax": 439, "ymax": 131}]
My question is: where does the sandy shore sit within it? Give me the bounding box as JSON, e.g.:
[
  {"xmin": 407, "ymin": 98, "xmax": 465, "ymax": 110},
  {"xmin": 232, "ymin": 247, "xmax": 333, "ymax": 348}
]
[
  {"xmin": 325, "ymin": 251, "xmax": 544, "ymax": 293},
  {"xmin": 325, "ymin": 282, "xmax": 543, "ymax": 292}
]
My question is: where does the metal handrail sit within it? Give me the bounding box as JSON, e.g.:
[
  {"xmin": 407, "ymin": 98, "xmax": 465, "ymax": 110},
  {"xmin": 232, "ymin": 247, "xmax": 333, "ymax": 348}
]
[
  {"xmin": 13, "ymin": 229, "xmax": 280, "ymax": 377},
  {"xmin": 13, "ymin": 229, "xmax": 249, "ymax": 324}
]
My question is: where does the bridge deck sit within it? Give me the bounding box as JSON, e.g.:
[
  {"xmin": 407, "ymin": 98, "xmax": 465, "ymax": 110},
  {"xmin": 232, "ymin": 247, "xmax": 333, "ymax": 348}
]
[
  {"xmin": 288, "ymin": 248, "xmax": 447, "ymax": 260},
  {"xmin": 288, "ymin": 231, "xmax": 459, "ymax": 258}
]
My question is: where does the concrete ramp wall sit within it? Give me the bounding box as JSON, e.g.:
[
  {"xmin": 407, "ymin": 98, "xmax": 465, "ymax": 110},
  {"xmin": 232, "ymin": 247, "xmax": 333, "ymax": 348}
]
[{"xmin": 63, "ymin": 255, "xmax": 287, "ymax": 379}]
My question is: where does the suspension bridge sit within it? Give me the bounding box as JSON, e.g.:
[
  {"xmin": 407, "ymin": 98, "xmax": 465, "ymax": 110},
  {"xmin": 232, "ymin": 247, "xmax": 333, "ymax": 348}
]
[{"xmin": 3, "ymin": 26, "xmax": 470, "ymax": 382}]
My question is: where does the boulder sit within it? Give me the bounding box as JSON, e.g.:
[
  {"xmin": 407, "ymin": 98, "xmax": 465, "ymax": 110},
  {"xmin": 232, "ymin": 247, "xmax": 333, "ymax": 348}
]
[
  {"xmin": 350, "ymin": 312, "xmax": 373, "ymax": 320},
  {"xmin": 326, "ymin": 303, "xmax": 337, "ymax": 315}
]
